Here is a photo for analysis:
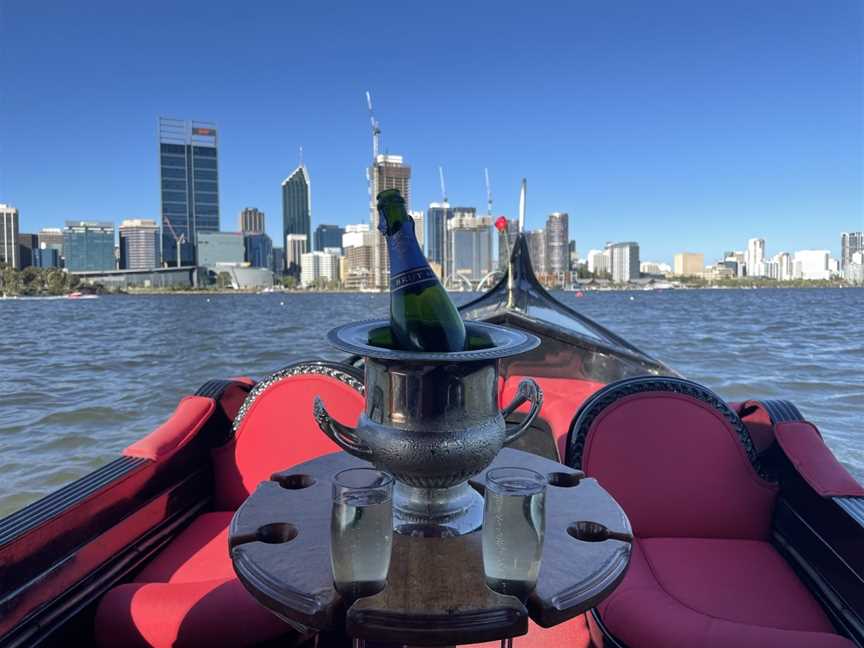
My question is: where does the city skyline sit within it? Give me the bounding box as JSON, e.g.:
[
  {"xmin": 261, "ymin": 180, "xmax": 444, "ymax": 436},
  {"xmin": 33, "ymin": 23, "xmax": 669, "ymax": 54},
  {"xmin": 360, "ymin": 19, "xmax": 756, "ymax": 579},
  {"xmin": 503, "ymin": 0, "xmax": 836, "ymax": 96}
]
[{"xmin": 1, "ymin": 2, "xmax": 861, "ymax": 263}]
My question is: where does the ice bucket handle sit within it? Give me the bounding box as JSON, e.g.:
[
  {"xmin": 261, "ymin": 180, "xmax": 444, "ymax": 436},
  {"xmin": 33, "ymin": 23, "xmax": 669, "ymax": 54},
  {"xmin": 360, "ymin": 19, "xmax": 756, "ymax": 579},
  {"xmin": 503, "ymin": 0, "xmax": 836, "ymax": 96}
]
[
  {"xmin": 500, "ymin": 378, "xmax": 544, "ymax": 444},
  {"xmin": 313, "ymin": 396, "xmax": 373, "ymax": 460}
]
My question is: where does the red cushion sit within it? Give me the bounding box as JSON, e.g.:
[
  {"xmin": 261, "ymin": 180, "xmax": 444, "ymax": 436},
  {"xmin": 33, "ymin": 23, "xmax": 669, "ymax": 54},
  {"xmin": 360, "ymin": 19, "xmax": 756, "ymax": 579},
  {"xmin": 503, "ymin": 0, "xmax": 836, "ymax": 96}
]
[
  {"xmin": 461, "ymin": 615, "xmax": 591, "ymax": 648},
  {"xmin": 598, "ymin": 538, "xmax": 853, "ymax": 648},
  {"xmin": 212, "ymin": 373, "xmax": 365, "ymax": 510},
  {"xmin": 583, "ymin": 392, "xmax": 778, "ymax": 539},
  {"xmin": 124, "ymin": 396, "xmax": 216, "ymax": 462},
  {"xmin": 95, "ymin": 513, "xmax": 291, "ymax": 648},
  {"xmin": 501, "ymin": 376, "xmax": 605, "ymax": 461},
  {"xmin": 95, "ymin": 578, "xmax": 288, "ymax": 648},
  {"xmin": 734, "ymin": 400, "xmax": 777, "ymax": 454},
  {"xmin": 776, "ymin": 421, "xmax": 864, "ymax": 497}
]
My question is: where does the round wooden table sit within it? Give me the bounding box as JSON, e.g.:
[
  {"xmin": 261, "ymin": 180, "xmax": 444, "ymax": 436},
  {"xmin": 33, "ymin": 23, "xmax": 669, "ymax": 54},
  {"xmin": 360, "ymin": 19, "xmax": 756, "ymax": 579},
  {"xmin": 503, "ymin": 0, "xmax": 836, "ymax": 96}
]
[{"xmin": 229, "ymin": 448, "xmax": 632, "ymax": 646}]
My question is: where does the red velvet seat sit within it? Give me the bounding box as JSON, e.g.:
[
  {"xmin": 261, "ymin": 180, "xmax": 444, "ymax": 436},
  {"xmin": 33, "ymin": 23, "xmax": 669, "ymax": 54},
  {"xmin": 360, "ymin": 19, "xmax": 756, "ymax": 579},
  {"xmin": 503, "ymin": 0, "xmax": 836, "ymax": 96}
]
[
  {"xmin": 565, "ymin": 377, "xmax": 855, "ymax": 648},
  {"xmin": 95, "ymin": 362, "xmax": 365, "ymax": 648}
]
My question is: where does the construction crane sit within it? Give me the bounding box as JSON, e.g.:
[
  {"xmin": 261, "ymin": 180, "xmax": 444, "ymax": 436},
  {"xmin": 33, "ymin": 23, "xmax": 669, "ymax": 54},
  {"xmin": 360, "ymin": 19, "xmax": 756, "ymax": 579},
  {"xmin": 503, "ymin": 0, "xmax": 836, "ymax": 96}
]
[
  {"xmin": 484, "ymin": 168, "xmax": 493, "ymax": 216},
  {"xmin": 162, "ymin": 216, "xmax": 186, "ymax": 268},
  {"xmin": 438, "ymin": 166, "xmax": 448, "ymax": 203},
  {"xmin": 366, "ymin": 91, "xmax": 381, "ymax": 160}
]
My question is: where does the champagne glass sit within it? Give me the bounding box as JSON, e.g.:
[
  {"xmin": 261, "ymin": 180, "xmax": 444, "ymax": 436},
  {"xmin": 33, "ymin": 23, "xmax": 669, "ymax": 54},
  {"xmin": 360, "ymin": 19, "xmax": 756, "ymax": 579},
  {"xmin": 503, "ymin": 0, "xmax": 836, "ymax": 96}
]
[
  {"xmin": 482, "ymin": 467, "xmax": 547, "ymax": 599},
  {"xmin": 330, "ymin": 468, "xmax": 394, "ymax": 601}
]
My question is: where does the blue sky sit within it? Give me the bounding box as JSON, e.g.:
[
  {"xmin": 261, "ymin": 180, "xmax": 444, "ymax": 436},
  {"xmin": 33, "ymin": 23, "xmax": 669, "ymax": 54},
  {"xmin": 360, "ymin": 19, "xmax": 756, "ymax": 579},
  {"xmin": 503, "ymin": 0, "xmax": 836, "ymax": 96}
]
[{"xmin": 1, "ymin": 0, "xmax": 861, "ymax": 263}]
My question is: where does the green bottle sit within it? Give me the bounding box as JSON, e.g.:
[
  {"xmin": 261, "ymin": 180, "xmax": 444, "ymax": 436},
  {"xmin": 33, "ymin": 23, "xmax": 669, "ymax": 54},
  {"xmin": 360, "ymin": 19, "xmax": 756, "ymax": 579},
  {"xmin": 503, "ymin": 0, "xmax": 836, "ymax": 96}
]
[{"xmin": 375, "ymin": 188, "xmax": 466, "ymax": 352}]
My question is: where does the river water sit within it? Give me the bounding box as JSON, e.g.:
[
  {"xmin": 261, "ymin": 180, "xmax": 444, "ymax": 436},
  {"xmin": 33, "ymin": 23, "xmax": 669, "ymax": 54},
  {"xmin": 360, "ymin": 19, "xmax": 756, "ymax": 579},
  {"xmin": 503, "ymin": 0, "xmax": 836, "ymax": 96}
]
[{"xmin": 1, "ymin": 288, "xmax": 861, "ymax": 516}]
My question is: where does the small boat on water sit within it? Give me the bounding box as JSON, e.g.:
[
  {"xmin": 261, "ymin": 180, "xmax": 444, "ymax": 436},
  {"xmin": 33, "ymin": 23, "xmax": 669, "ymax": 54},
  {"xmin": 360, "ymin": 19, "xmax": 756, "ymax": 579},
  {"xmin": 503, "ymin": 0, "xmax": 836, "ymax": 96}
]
[{"xmin": 1, "ymin": 233, "xmax": 861, "ymax": 648}]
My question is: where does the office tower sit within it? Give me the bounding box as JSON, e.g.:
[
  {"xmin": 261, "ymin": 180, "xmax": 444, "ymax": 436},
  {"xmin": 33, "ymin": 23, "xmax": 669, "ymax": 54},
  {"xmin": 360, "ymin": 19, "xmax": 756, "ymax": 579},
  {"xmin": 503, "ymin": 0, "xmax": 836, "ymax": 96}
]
[
  {"xmin": 410, "ymin": 211, "xmax": 424, "ymax": 250},
  {"xmin": 285, "ymin": 233, "xmax": 308, "ymax": 278},
  {"xmin": 607, "ymin": 242, "xmax": 640, "ymax": 283},
  {"xmin": 568, "ymin": 240, "xmax": 579, "ymax": 270},
  {"xmin": 673, "ymin": 252, "xmax": 704, "ymax": 276},
  {"xmin": 37, "ymin": 228, "xmax": 64, "ymax": 268},
  {"xmin": 245, "ymin": 233, "xmax": 273, "ymax": 269},
  {"xmin": 792, "ymin": 250, "xmax": 831, "ymax": 280},
  {"xmin": 119, "ymin": 219, "xmax": 160, "ymax": 270},
  {"xmin": 63, "ymin": 221, "xmax": 115, "ymax": 271},
  {"xmin": 282, "ymin": 163, "xmax": 311, "ymax": 266},
  {"xmin": 158, "ymin": 118, "xmax": 220, "ymax": 266},
  {"xmin": 841, "ymin": 232, "xmax": 864, "ymax": 270},
  {"xmin": 426, "ymin": 202, "xmax": 452, "ymax": 265},
  {"xmin": 770, "ymin": 252, "xmax": 793, "ymax": 281},
  {"xmin": 1, "ymin": 204, "xmax": 20, "ymax": 269},
  {"xmin": 545, "ymin": 212, "xmax": 569, "ymax": 275},
  {"xmin": 527, "ymin": 229, "xmax": 547, "ymax": 275},
  {"xmin": 239, "ymin": 208, "xmax": 265, "ymax": 234},
  {"xmin": 445, "ymin": 214, "xmax": 493, "ymax": 283},
  {"xmin": 39, "ymin": 248, "xmax": 60, "ymax": 268},
  {"xmin": 370, "ymin": 154, "xmax": 411, "ymax": 289},
  {"xmin": 443, "ymin": 207, "xmax": 476, "ymax": 279},
  {"xmin": 746, "ymin": 238, "xmax": 766, "ymax": 277},
  {"xmin": 271, "ymin": 247, "xmax": 285, "ymax": 275},
  {"xmin": 17, "ymin": 233, "xmax": 38, "ymax": 268},
  {"xmin": 497, "ymin": 218, "xmax": 519, "ymax": 271},
  {"xmin": 300, "ymin": 251, "xmax": 340, "ymax": 287},
  {"xmin": 313, "ymin": 224, "xmax": 345, "ymax": 252}
]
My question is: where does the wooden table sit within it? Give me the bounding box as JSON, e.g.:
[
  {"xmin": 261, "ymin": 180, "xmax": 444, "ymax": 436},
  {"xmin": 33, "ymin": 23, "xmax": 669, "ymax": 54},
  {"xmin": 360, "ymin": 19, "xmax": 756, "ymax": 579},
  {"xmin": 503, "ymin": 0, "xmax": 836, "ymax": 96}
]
[{"xmin": 230, "ymin": 448, "xmax": 632, "ymax": 646}]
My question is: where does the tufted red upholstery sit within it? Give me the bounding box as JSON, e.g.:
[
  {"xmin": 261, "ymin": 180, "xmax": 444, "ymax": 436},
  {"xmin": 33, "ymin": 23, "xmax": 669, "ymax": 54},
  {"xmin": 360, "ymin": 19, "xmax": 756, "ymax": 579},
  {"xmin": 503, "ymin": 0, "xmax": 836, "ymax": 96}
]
[
  {"xmin": 97, "ymin": 367, "xmax": 365, "ymax": 648},
  {"xmin": 575, "ymin": 380, "xmax": 854, "ymax": 648}
]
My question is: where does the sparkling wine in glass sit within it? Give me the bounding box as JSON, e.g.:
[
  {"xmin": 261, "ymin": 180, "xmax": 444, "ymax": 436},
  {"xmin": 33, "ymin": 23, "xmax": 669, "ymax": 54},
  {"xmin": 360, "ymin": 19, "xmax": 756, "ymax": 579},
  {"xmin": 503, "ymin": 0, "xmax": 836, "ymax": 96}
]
[
  {"xmin": 482, "ymin": 467, "xmax": 547, "ymax": 599},
  {"xmin": 330, "ymin": 468, "xmax": 394, "ymax": 600}
]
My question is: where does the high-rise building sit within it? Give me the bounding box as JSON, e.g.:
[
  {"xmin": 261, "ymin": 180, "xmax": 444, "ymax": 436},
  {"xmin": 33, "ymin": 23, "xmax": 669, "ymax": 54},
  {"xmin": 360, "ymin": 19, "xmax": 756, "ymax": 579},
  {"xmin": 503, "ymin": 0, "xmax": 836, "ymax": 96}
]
[
  {"xmin": 300, "ymin": 251, "xmax": 340, "ymax": 287},
  {"xmin": 197, "ymin": 232, "xmax": 245, "ymax": 267},
  {"xmin": 1, "ymin": 204, "xmax": 20, "ymax": 269},
  {"xmin": 119, "ymin": 219, "xmax": 160, "ymax": 270},
  {"xmin": 39, "ymin": 248, "xmax": 60, "ymax": 268},
  {"xmin": 282, "ymin": 164, "xmax": 311, "ymax": 265},
  {"xmin": 446, "ymin": 214, "xmax": 493, "ymax": 283},
  {"xmin": 63, "ymin": 221, "xmax": 115, "ymax": 272},
  {"xmin": 239, "ymin": 207, "xmax": 265, "ymax": 234},
  {"xmin": 244, "ymin": 233, "xmax": 273, "ymax": 269},
  {"xmin": 746, "ymin": 238, "xmax": 766, "ymax": 277},
  {"xmin": 158, "ymin": 118, "xmax": 220, "ymax": 266},
  {"xmin": 673, "ymin": 252, "xmax": 704, "ymax": 276},
  {"xmin": 410, "ymin": 211, "xmax": 424, "ymax": 250},
  {"xmin": 370, "ymin": 154, "xmax": 411, "ymax": 289},
  {"xmin": 38, "ymin": 228, "xmax": 64, "ymax": 268},
  {"xmin": 586, "ymin": 249, "xmax": 609, "ymax": 275},
  {"xmin": 271, "ymin": 247, "xmax": 285, "ymax": 275},
  {"xmin": 313, "ymin": 224, "xmax": 344, "ymax": 252},
  {"xmin": 342, "ymin": 224, "xmax": 374, "ymax": 290},
  {"xmin": 497, "ymin": 218, "xmax": 519, "ymax": 271},
  {"xmin": 426, "ymin": 202, "xmax": 452, "ymax": 265},
  {"xmin": 17, "ymin": 233, "xmax": 38, "ymax": 268},
  {"xmin": 527, "ymin": 229, "xmax": 547, "ymax": 275},
  {"xmin": 285, "ymin": 233, "xmax": 307, "ymax": 279},
  {"xmin": 841, "ymin": 232, "xmax": 864, "ymax": 271},
  {"xmin": 793, "ymin": 250, "xmax": 831, "ymax": 280},
  {"xmin": 568, "ymin": 240, "xmax": 579, "ymax": 271},
  {"xmin": 607, "ymin": 242, "xmax": 640, "ymax": 283},
  {"xmin": 771, "ymin": 252, "xmax": 793, "ymax": 281},
  {"xmin": 545, "ymin": 212, "xmax": 569, "ymax": 275}
]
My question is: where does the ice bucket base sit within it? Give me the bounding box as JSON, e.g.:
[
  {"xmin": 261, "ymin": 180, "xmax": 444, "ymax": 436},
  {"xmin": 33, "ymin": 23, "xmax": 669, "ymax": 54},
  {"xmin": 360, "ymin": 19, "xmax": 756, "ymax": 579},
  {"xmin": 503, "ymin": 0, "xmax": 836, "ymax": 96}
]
[{"xmin": 393, "ymin": 481, "xmax": 483, "ymax": 537}]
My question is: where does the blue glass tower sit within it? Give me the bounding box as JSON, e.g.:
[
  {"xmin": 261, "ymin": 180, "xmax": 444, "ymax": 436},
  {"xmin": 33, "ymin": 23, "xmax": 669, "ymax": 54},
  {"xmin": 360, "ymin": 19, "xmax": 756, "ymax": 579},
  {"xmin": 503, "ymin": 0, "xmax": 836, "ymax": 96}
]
[
  {"xmin": 244, "ymin": 233, "xmax": 273, "ymax": 269},
  {"xmin": 426, "ymin": 202, "xmax": 452, "ymax": 264},
  {"xmin": 63, "ymin": 221, "xmax": 115, "ymax": 271},
  {"xmin": 158, "ymin": 118, "xmax": 220, "ymax": 266}
]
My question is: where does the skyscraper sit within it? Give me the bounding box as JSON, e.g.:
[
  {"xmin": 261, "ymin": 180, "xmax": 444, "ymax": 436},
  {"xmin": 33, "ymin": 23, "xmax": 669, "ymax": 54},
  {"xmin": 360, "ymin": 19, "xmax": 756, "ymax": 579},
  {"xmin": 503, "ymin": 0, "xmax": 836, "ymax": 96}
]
[
  {"xmin": 119, "ymin": 219, "xmax": 160, "ymax": 270},
  {"xmin": 282, "ymin": 163, "xmax": 311, "ymax": 264},
  {"xmin": 746, "ymin": 238, "xmax": 766, "ymax": 277},
  {"xmin": 239, "ymin": 208, "xmax": 265, "ymax": 234},
  {"xmin": 841, "ymin": 232, "xmax": 863, "ymax": 271},
  {"xmin": 545, "ymin": 212, "xmax": 569, "ymax": 275},
  {"xmin": 446, "ymin": 214, "xmax": 493, "ymax": 283},
  {"xmin": 527, "ymin": 229, "xmax": 547, "ymax": 275},
  {"xmin": 370, "ymin": 154, "xmax": 411, "ymax": 289},
  {"xmin": 158, "ymin": 118, "xmax": 220, "ymax": 266},
  {"xmin": 607, "ymin": 242, "xmax": 640, "ymax": 283},
  {"xmin": 285, "ymin": 233, "xmax": 307, "ymax": 279},
  {"xmin": 1, "ymin": 204, "xmax": 20, "ymax": 269},
  {"xmin": 245, "ymin": 233, "xmax": 273, "ymax": 269},
  {"xmin": 63, "ymin": 221, "xmax": 115, "ymax": 272},
  {"xmin": 17, "ymin": 233, "xmax": 38, "ymax": 268},
  {"xmin": 426, "ymin": 202, "xmax": 452, "ymax": 265},
  {"xmin": 313, "ymin": 224, "xmax": 345, "ymax": 252}
]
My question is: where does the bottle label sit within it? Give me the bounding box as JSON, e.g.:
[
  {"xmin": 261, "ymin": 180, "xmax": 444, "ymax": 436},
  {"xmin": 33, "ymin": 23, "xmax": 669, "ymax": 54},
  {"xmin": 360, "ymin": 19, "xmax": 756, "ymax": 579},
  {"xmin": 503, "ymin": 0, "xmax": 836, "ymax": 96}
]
[{"xmin": 390, "ymin": 267, "xmax": 437, "ymax": 292}]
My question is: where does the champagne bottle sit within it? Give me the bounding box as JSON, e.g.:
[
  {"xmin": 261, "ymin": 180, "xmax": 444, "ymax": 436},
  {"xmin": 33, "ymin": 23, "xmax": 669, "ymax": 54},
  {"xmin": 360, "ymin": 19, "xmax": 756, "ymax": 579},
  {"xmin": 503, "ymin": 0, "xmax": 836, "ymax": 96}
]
[{"xmin": 375, "ymin": 188, "xmax": 466, "ymax": 352}]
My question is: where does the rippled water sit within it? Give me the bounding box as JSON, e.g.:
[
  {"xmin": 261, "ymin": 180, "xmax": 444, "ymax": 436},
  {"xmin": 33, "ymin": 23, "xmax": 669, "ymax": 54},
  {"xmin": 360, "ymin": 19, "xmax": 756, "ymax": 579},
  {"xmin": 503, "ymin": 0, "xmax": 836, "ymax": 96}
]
[{"xmin": 1, "ymin": 288, "xmax": 861, "ymax": 516}]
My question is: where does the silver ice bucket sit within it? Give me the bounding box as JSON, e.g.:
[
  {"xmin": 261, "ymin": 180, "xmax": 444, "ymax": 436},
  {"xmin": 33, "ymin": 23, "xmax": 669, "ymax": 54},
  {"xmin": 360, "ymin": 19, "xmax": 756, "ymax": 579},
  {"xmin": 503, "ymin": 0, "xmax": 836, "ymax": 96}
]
[{"xmin": 314, "ymin": 319, "xmax": 542, "ymax": 536}]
